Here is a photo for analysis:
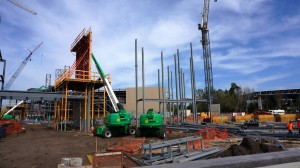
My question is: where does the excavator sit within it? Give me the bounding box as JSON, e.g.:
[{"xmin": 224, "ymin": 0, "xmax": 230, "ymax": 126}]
[{"xmin": 92, "ymin": 54, "xmax": 135, "ymax": 138}]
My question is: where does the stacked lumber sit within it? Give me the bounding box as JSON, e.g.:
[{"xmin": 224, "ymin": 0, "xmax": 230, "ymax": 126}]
[
  {"xmin": 232, "ymin": 116, "xmax": 245, "ymax": 123},
  {"xmin": 244, "ymin": 114, "xmax": 254, "ymax": 120},
  {"xmin": 276, "ymin": 114, "xmax": 297, "ymax": 122},
  {"xmin": 212, "ymin": 115, "xmax": 228, "ymax": 124},
  {"xmin": 255, "ymin": 115, "xmax": 275, "ymax": 122},
  {"xmin": 232, "ymin": 114, "xmax": 254, "ymax": 122}
]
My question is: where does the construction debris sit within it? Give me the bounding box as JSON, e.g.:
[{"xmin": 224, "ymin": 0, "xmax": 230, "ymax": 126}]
[
  {"xmin": 213, "ymin": 137, "xmax": 284, "ymax": 158},
  {"xmin": 87, "ymin": 151, "xmax": 141, "ymax": 168},
  {"xmin": 0, "ymin": 119, "xmax": 25, "ymax": 136},
  {"xmin": 107, "ymin": 137, "xmax": 145, "ymax": 154},
  {"xmin": 58, "ymin": 157, "xmax": 92, "ymax": 168}
]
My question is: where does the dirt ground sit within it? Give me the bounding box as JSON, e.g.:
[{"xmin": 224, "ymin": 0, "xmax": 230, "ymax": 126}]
[
  {"xmin": 0, "ymin": 123, "xmax": 138, "ymax": 168},
  {"xmin": 1, "ymin": 124, "xmax": 300, "ymax": 168},
  {"xmin": 215, "ymin": 137, "xmax": 283, "ymax": 158}
]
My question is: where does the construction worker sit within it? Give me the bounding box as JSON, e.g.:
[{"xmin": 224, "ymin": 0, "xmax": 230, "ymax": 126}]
[
  {"xmin": 287, "ymin": 120, "xmax": 293, "ymax": 135},
  {"xmin": 297, "ymin": 119, "xmax": 300, "ymax": 134}
]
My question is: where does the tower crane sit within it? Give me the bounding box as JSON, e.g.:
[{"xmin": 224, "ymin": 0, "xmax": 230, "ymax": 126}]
[
  {"xmin": 7, "ymin": 0, "xmax": 37, "ymax": 15},
  {"xmin": 3, "ymin": 42, "xmax": 43, "ymax": 90},
  {"xmin": 198, "ymin": 0, "xmax": 216, "ymax": 122}
]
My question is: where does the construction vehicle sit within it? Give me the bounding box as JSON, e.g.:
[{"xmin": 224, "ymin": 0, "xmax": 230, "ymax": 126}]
[
  {"xmin": 135, "ymin": 109, "xmax": 166, "ymax": 139},
  {"xmin": 92, "ymin": 54, "xmax": 135, "ymax": 138},
  {"xmin": 1, "ymin": 100, "xmax": 24, "ymax": 119}
]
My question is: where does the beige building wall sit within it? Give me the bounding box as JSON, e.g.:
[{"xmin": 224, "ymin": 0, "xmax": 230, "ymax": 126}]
[{"xmin": 124, "ymin": 87, "xmax": 166, "ymax": 118}]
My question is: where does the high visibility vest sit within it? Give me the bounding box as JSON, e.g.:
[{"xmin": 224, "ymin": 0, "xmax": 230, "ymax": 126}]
[{"xmin": 287, "ymin": 122, "xmax": 293, "ymax": 131}]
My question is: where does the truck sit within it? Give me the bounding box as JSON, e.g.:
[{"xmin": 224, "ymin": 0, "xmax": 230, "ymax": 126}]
[
  {"xmin": 92, "ymin": 54, "xmax": 135, "ymax": 138},
  {"xmin": 269, "ymin": 109, "xmax": 285, "ymax": 115},
  {"xmin": 135, "ymin": 109, "xmax": 166, "ymax": 139}
]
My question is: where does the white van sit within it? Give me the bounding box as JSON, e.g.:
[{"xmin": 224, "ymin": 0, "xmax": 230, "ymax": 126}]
[{"xmin": 269, "ymin": 109, "xmax": 285, "ymax": 115}]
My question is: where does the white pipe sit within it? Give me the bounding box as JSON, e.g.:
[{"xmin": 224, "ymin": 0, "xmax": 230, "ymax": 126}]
[{"xmin": 4, "ymin": 100, "xmax": 24, "ymax": 115}]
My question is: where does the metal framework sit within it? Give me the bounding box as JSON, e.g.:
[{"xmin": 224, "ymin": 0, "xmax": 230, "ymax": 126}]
[
  {"xmin": 253, "ymin": 89, "xmax": 300, "ymax": 96},
  {"xmin": 4, "ymin": 42, "xmax": 43, "ymax": 90},
  {"xmin": 54, "ymin": 28, "xmax": 103, "ymax": 91},
  {"xmin": 7, "ymin": 0, "xmax": 37, "ymax": 15},
  {"xmin": 0, "ymin": 50, "xmax": 6, "ymax": 90},
  {"xmin": 135, "ymin": 40, "xmax": 207, "ymax": 125},
  {"xmin": 142, "ymin": 136, "xmax": 204, "ymax": 165},
  {"xmin": 250, "ymin": 89, "xmax": 300, "ymax": 110},
  {"xmin": 53, "ymin": 28, "xmax": 109, "ymax": 132},
  {"xmin": 199, "ymin": 0, "xmax": 215, "ymax": 122},
  {"xmin": 0, "ymin": 90, "xmax": 83, "ymax": 101},
  {"xmin": 45, "ymin": 74, "xmax": 51, "ymax": 87}
]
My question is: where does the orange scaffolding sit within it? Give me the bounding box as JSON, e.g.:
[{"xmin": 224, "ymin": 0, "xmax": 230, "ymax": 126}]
[{"xmin": 53, "ymin": 28, "xmax": 106, "ymax": 131}]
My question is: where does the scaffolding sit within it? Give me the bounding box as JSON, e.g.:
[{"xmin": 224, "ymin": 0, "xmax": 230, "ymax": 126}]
[{"xmin": 53, "ymin": 28, "xmax": 105, "ymax": 132}]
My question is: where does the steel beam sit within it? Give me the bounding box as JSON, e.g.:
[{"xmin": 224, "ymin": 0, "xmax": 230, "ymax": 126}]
[{"xmin": 0, "ymin": 90, "xmax": 83, "ymax": 101}]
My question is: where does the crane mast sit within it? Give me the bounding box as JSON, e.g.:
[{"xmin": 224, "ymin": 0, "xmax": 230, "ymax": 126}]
[
  {"xmin": 198, "ymin": 0, "xmax": 215, "ymax": 121},
  {"xmin": 4, "ymin": 42, "xmax": 43, "ymax": 90}
]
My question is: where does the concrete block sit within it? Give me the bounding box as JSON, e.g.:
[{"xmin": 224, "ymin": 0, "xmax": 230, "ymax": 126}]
[{"xmin": 61, "ymin": 157, "xmax": 82, "ymax": 167}]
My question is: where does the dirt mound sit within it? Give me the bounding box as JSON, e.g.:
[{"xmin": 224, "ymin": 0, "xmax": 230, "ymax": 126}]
[{"xmin": 218, "ymin": 137, "xmax": 283, "ymax": 158}]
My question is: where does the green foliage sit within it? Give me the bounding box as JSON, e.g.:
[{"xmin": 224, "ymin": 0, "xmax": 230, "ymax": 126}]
[
  {"xmin": 210, "ymin": 83, "xmax": 255, "ymax": 112},
  {"xmin": 247, "ymin": 103, "xmax": 257, "ymax": 113},
  {"xmin": 197, "ymin": 82, "xmax": 300, "ymax": 113}
]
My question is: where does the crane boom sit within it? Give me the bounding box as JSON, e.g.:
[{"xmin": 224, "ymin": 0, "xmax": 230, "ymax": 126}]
[
  {"xmin": 92, "ymin": 54, "xmax": 119, "ymax": 112},
  {"xmin": 7, "ymin": 0, "xmax": 37, "ymax": 15},
  {"xmin": 4, "ymin": 42, "xmax": 43, "ymax": 90}
]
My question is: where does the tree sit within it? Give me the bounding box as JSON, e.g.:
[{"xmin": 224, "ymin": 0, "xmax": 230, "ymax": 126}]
[{"xmin": 247, "ymin": 102, "xmax": 257, "ymax": 113}]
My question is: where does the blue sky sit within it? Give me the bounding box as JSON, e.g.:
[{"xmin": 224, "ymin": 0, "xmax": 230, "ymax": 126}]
[{"xmin": 0, "ymin": 0, "xmax": 299, "ymax": 96}]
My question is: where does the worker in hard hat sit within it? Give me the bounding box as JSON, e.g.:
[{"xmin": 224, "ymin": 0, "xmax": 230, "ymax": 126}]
[
  {"xmin": 287, "ymin": 120, "xmax": 293, "ymax": 135},
  {"xmin": 297, "ymin": 119, "xmax": 300, "ymax": 134}
]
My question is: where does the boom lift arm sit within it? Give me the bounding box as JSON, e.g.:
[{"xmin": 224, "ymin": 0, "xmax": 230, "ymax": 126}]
[
  {"xmin": 3, "ymin": 100, "xmax": 24, "ymax": 116},
  {"xmin": 92, "ymin": 54, "xmax": 119, "ymax": 112}
]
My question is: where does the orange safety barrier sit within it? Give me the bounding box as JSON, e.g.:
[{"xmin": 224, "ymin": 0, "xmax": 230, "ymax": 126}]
[
  {"xmin": 197, "ymin": 127, "xmax": 232, "ymax": 148},
  {"xmin": 0, "ymin": 119, "xmax": 24, "ymax": 136},
  {"xmin": 107, "ymin": 137, "xmax": 145, "ymax": 154},
  {"xmin": 187, "ymin": 139, "xmax": 203, "ymax": 150}
]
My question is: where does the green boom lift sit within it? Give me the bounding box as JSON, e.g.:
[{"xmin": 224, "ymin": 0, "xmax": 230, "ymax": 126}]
[
  {"xmin": 92, "ymin": 54, "xmax": 135, "ymax": 138},
  {"xmin": 136, "ymin": 109, "xmax": 166, "ymax": 139}
]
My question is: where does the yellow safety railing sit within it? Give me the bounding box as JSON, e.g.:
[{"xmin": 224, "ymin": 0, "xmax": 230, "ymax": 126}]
[{"xmin": 54, "ymin": 69, "xmax": 110, "ymax": 88}]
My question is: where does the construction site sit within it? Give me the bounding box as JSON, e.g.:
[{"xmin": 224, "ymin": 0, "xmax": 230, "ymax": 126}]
[{"xmin": 1, "ymin": 0, "xmax": 300, "ymax": 168}]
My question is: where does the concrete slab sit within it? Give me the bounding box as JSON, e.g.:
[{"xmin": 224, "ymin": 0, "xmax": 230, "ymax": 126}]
[{"xmin": 257, "ymin": 161, "xmax": 300, "ymax": 168}]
